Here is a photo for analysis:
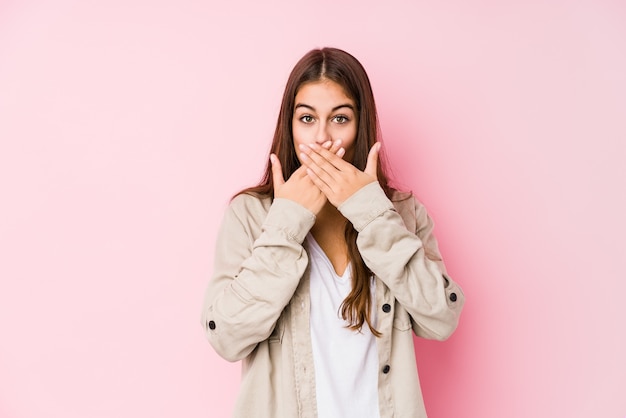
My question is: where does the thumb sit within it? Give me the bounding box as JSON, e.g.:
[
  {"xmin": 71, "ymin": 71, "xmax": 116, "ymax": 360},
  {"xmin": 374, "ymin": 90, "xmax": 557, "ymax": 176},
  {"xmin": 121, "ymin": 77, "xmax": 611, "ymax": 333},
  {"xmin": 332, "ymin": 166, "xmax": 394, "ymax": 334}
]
[
  {"xmin": 270, "ymin": 154, "xmax": 285, "ymax": 188},
  {"xmin": 364, "ymin": 143, "xmax": 380, "ymax": 178}
]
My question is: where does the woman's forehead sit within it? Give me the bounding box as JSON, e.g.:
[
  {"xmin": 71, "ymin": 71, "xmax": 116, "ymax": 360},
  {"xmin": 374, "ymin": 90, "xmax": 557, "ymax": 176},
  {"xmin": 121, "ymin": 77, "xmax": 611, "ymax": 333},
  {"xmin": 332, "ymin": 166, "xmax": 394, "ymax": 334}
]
[{"xmin": 294, "ymin": 80, "xmax": 354, "ymax": 109}]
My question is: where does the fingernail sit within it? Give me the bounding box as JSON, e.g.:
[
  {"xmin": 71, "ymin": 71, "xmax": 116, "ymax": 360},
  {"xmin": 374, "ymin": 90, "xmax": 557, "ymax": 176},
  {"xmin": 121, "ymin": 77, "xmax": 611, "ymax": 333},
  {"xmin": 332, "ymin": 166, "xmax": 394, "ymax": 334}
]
[
  {"xmin": 299, "ymin": 152, "xmax": 308, "ymax": 160},
  {"xmin": 337, "ymin": 148, "xmax": 345, "ymax": 157},
  {"xmin": 334, "ymin": 139, "xmax": 342, "ymax": 146},
  {"xmin": 270, "ymin": 154, "xmax": 276, "ymax": 163},
  {"xmin": 299, "ymin": 144, "xmax": 307, "ymax": 151},
  {"xmin": 322, "ymin": 140, "xmax": 332, "ymax": 148}
]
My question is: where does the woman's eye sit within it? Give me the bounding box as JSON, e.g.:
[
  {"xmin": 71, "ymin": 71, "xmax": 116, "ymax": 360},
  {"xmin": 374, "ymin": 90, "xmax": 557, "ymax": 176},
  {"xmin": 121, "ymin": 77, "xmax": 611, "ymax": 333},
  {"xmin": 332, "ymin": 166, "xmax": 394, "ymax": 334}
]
[
  {"xmin": 333, "ymin": 115, "xmax": 349, "ymax": 124},
  {"xmin": 300, "ymin": 115, "xmax": 314, "ymax": 123}
]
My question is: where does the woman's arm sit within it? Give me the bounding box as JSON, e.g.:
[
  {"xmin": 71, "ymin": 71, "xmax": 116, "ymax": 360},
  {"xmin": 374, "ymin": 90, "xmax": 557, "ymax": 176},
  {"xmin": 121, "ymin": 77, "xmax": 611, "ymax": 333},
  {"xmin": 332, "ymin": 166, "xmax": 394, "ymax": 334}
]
[
  {"xmin": 200, "ymin": 195, "xmax": 315, "ymax": 361},
  {"xmin": 203, "ymin": 142, "xmax": 344, "ymax": 361},
  {"xmin": 339, "ymin": 182, "xmax": 464, "ymax": 341},
  {"xmin": 289, "ymin": 142, "xmax": 463, "ymax": 340}
]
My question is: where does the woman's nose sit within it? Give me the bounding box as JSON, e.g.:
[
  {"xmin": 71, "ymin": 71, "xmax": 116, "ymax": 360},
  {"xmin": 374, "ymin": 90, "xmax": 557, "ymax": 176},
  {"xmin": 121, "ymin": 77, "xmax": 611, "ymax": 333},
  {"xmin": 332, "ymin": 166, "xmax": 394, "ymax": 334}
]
[{"xmin": 315, "ymin": 122, "xmax": 331, "ymax": 144}]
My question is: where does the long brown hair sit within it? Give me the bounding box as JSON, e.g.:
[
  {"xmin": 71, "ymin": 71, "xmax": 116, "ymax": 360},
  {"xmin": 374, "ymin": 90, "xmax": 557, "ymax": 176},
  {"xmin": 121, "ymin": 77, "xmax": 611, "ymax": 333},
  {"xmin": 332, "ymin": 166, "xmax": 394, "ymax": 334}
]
[{"xmin": 239, "ymin": 47, "xmax": 393, "ymax": 336}]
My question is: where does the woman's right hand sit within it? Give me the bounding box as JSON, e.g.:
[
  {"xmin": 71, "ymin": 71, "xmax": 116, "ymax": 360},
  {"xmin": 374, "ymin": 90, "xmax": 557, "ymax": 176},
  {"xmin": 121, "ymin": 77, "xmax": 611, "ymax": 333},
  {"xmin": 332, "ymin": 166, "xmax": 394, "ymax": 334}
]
[
  {"xmin": 272, "ymin": 162, "xmax": 327, "ymax": 215},
  {"xmin": 271, "ymin": 140, "xmax": 344, "ymax": 215}
]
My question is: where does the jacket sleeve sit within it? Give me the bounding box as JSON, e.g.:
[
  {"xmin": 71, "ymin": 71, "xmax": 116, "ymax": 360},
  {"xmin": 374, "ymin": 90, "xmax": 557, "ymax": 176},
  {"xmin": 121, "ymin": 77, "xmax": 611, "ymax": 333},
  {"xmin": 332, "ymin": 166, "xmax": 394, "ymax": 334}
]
[
  {"xmin": 338, "ymin": 182, "xmax": 464, "ymax": 341},
  {"xmin": 200, "ymin": 195, "xmax": 315, "ymax": 361}
]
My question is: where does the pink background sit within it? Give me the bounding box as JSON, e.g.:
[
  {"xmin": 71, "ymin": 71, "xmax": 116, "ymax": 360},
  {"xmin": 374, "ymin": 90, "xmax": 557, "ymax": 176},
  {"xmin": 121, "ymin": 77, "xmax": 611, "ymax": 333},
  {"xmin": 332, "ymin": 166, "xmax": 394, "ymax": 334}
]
[{"xmin": 1, "ymin": 0, "xmax": 625, "ymax": 417}]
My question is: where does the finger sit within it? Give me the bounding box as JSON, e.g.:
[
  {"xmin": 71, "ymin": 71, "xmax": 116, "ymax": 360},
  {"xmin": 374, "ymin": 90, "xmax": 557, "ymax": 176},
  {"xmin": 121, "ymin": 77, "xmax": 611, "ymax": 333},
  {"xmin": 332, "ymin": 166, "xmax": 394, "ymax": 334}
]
[
  {"xmin": 299, "ymin": 151, "xmax": 334, "ymax": 188},
  {"xmin": 290, "ymin": 164, "xmax": 310, "ymax": 179},
  {"xmin": 364, "ymin": 142, "xmax": 381, "ymax": 178},
  {"xmin": 302, "ymin": 143, "xmax": 351, "ymax": 172},
  {"xmin": 270, "ymin": 154, "xmax": 285, "ymax": 187},
  {"xmin": 305, "ymin": 166, "xmax": 333, "ymax": 195},
  {"xmin": 328, "ymin": 139, "xmax": 343, "ymax": 156},
  {"xmin": 299, "ymin": 145, "xmax": 342, "ymax": 187},
  {"xmin": 316, "ymin": 139, "xmax": 344, "ymax": 157}
]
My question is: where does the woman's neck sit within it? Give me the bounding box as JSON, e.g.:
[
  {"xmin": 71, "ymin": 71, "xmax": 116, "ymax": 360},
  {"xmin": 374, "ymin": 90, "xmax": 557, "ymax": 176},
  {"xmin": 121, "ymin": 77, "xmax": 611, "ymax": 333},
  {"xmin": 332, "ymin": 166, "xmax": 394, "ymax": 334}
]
[
  {"xmin": 312, "ymin": 201, "xmax": 347, "ymax": 233},
  {"xmin": 310, "ymin": 202, "xmax": 349, "ymax": 276}
]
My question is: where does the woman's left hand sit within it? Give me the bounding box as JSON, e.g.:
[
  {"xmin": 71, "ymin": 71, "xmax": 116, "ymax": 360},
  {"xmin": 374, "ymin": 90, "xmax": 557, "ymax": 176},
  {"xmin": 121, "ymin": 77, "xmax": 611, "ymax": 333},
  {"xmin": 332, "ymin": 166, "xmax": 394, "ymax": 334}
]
[{"xmin": 298, "ymin": 142, "xmax": 381, "ymax": 207}]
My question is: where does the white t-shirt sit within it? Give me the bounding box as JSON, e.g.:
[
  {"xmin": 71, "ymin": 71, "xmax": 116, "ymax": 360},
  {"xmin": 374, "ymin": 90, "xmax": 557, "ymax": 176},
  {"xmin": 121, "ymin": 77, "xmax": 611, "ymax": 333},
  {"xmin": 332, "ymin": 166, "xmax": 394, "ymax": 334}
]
[{"xmin": 307, "ymin": 234, "xmax": 381, "ymax": 418}]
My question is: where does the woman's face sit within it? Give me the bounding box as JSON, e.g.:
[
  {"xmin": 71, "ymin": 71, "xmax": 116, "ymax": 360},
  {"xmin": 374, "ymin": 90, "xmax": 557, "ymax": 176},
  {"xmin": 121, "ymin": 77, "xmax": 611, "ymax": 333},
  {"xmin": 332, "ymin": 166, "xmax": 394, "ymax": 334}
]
[{"xmin": 292, "ymin": 79, "xmax": 358, "ymax": 163}]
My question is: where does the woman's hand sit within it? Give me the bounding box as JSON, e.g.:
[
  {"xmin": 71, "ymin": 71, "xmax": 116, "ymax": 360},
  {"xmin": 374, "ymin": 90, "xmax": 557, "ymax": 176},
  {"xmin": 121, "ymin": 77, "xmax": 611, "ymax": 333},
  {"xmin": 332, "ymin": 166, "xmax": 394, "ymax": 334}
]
[
  {"xmin": 298, "ymin": 142, "xmax": 381, "ymax": 207},
  {"xmin": 270, "ymin": 140, "xmax": 344, "ymax": 215}
]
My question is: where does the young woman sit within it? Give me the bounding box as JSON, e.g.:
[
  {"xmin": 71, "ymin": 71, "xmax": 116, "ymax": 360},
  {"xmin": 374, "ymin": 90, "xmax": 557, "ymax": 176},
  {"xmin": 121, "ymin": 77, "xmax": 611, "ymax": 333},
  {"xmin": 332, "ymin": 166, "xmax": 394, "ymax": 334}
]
[{"xmin": 201, "ymin": 47, "xmax": 464, "ymax": 418}]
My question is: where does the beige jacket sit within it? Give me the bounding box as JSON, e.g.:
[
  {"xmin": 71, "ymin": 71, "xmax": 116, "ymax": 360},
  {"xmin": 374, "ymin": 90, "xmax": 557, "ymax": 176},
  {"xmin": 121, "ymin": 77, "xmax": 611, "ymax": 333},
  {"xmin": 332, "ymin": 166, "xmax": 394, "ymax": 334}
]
[{"xmin": 201, "ymin": 182, "xmax": 464, "ymax": 418}]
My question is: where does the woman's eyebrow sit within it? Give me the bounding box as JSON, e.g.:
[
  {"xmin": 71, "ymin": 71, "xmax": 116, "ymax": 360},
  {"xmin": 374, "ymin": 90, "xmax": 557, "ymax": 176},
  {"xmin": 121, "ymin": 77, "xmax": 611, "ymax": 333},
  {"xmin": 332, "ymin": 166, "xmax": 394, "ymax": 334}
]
[{"xmin": 294, "ymin": 103, "xmax": 355, "ymax": 112}]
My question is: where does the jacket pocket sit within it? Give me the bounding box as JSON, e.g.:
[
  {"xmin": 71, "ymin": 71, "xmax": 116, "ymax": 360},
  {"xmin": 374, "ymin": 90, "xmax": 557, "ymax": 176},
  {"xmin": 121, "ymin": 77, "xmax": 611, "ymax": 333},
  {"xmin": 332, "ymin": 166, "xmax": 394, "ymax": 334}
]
[{"xmin": 269, "ymin": 308, "xmax": 288, "ymax": 344}]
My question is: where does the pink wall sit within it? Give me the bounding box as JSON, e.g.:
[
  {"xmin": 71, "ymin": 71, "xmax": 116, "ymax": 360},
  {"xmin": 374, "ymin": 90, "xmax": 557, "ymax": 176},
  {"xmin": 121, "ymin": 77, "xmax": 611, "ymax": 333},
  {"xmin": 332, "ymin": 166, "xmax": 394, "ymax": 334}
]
[{"xmin": 1, "ymin": 1, "xmax": 624, "ymax": 417}]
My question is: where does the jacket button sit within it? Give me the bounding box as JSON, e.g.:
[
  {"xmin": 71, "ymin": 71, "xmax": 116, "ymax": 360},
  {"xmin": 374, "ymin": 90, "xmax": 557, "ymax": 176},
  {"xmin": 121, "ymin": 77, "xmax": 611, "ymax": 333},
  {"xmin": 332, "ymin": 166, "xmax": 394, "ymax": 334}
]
[
  {"xmin": 449, "ymin": 293, "xmax": 457, "ymax": 302},
  {"xmin": 208, "ymin": 320, "xmax": 216, "ymax": 330},
  {"xmin": 382, "ymin": 303, "xmax": 391, "ymax": 313},
  {"xmin": 382, "ymin": 365, "xmax": 390, "ymax": 374}
]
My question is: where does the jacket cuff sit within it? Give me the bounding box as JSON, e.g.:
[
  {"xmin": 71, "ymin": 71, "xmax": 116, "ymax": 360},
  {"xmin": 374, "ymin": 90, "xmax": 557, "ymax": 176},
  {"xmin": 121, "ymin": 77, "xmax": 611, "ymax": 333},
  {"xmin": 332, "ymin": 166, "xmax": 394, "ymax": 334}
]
[
  {"xmin": 338, "ymin": 182, "xmax": 394, "ymax": 232},
  {"xmin": 263, "ymin": 198, "xmax": 316, "ymax": 243}
]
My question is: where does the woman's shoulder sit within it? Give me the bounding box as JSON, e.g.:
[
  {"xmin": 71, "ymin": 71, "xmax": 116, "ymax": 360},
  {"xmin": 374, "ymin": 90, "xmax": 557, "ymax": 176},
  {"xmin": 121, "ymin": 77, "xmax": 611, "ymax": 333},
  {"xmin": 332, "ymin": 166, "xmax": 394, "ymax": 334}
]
[
  {"xmin": 389, "ymin": 187, "xmax": 413, "ymax": 203},
  {"xmin": 387, "ymin": 187, "xmax": 430, "ymax": 227},
  {"xmin": 229, "ymin": 191, "xmax": 273, "ymax": 215},
  {"xmin": 217, "ymin": 192, "xmax": 272, "ymax": 235},
  {"xmin": 389, "ymin": 186, "xmax": 428, "ymax": 205}
]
